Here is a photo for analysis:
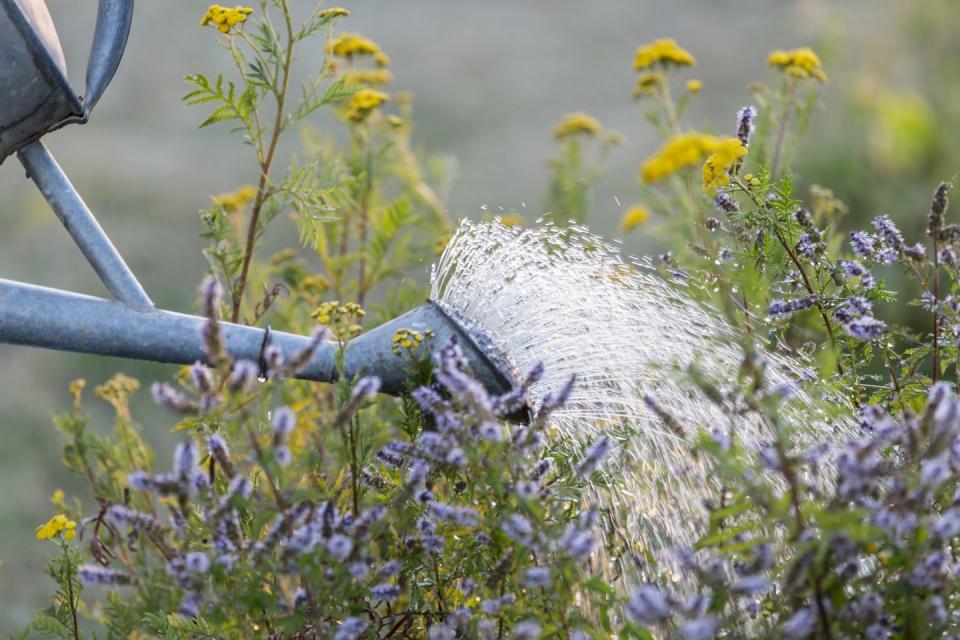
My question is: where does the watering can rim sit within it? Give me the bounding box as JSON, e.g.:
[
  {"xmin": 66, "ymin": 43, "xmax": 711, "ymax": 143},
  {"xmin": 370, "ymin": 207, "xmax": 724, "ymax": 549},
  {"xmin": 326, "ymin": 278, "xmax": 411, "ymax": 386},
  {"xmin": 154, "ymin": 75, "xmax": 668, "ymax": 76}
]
[{"xmin": 1, "ymin": 0, "xmax": 84, "ymax": 130}]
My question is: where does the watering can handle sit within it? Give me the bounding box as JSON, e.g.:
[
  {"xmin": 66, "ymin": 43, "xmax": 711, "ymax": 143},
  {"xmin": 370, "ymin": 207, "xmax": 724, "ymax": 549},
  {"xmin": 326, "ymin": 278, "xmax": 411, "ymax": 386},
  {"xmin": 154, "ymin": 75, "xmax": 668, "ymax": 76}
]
[{"xmin": 82, "ymin": 0, "xmax": 134, "ymax": 118}]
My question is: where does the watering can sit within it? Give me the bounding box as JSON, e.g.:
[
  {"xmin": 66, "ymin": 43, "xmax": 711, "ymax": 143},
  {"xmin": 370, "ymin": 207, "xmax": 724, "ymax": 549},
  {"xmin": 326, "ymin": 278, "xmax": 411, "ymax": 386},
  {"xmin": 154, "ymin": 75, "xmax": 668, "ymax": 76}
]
[{"xmin": 0, "ymin": 0, "xmax": 518, "ymax": 402}]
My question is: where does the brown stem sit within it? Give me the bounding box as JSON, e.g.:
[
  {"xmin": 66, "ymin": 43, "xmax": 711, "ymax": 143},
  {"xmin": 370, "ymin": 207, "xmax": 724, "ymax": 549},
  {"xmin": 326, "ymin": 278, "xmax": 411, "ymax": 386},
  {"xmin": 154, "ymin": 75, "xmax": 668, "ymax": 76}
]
[
  {"xmin": 63, "ymin": 542, "xmax": 80, "ymax": 640},
  {"xmin": 231, "ymin": 2, "xmax": 295, "ymax": 324}
]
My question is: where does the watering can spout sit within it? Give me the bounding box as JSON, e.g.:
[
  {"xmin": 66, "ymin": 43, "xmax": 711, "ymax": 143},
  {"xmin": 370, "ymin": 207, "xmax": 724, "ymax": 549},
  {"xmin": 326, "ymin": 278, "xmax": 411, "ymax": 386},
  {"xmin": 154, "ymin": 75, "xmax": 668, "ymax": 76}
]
[
  {"xmin": 83, "ymin": 0, "xmax": 134, "ymax": 117},
  {"xmin": 0, "ymin": 279, "xmax": 518, "ymax": 400}
]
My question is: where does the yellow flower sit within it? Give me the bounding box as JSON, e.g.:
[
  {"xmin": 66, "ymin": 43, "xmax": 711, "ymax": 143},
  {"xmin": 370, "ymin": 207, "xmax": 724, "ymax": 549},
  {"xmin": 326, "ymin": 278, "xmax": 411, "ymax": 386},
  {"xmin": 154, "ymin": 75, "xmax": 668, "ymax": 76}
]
[
  {"xmin": 329, "ymin": 33, "xmax": 382, "ymax": 58},
  {"xmin": 213, "ymin": 184, "xmax": 257, "ymax": 212},
  {"xmin": 498, "ymin": 214, "xmax": 525, "ymax": 228},
  {"xmin": 373, "ymin": 51, "xmax": 391, "ymax": 68},
  {"xmin": 200, "ymin": 5, "xmax": 253, "ymax": 34},
  {"xmin": 345, "ymin": 89, "xmax": 389, "ymax": 121},
  {"xmin": 95, "ymin": 373, "xmax": 140, "ymax": 415},
  {"xmin": 392, "ymin": 327, "xmax": 425, "ymax": 356},
  {"xmin": 634, "ymin": 38, "xmax": 696, "ymax": 70},
  {"xmin": 300, "ymin": 274, "xmax": 329, "ymax": 296},
  {"xmin": 344, "ymin": 68, "xmax": 393, "ymax": 87},
  {"xmin": 686, "ymin": 79, "xmax": 703, "ymax": 93},
  {"xmin": 51, "ymin": 489, "xmax": 65, "ymax": 510},
  {"xmin": 319, "ymin": 7, "xmax": 350, "ymax": 18},
  {"xmin": 620, "ymin": 204, "xmax": 651, "ymax": 232},
  {"xmin": 68, "ymin": 378, "xmax": 85, "ymax": 411},
  {"xmin": 36, "ymin": 514, "xmax": 76, "ymax": 541},
  {"xmin": 633, "ymin": 71, "xmax": 664, "ymax": 98},
  {"xmin": 767, "ymin": 47, "xmax": 827, "ymax": 83},
  {"xmin": 702, "ymin": 138, "xmax": 747, "ymax": 196},
  {"xmin": 552, "ymin": 112, "xmax": 602, "ymax": 140},
  {"xmin": 640, "ymin": 132, "xmax": 721, "ymax": 183}
]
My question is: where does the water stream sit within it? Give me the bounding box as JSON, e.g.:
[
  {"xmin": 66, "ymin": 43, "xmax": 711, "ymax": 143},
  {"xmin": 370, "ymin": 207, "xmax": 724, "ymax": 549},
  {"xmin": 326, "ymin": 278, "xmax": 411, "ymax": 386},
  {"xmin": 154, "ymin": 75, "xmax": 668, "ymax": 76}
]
[{"xmin": 431, "ymin": 219, "xmax": 856, "ymax": 584}]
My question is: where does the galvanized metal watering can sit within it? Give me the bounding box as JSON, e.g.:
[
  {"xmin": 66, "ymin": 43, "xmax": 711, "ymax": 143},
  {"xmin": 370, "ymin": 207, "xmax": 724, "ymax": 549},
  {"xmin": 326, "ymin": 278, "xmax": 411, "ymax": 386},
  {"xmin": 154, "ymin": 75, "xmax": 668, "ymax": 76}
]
[{"xmin": 0, "ymin": 0, "xmax": 517, "ymax": 400}]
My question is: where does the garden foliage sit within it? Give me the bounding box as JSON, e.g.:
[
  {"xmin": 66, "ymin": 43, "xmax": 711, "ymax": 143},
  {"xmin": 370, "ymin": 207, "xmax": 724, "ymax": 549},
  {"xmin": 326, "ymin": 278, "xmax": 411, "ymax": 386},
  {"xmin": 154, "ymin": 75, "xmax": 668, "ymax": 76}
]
[{"xmin": 23, "ymin": 2, "xmax": 960, "ymax": 638}]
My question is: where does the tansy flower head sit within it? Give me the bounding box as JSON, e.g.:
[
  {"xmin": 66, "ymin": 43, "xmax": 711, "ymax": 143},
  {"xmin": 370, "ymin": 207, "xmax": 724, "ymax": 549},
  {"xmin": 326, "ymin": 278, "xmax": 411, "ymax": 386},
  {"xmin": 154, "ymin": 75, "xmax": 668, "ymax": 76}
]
[
  {"xmin": 319, "ymin": 7, "xmax": 350, "ymax": 19},
  {"xmin": 345, "ymin": 89, "xmax": 389, "ymax": 122},
  {"xmin": 640, "ymin": 132, "xmax": 721, "ymax": 184},
  {"xmin": 213, "ymin": 184, "xmax": 257, "ymax": 212},
  {"xmin": 200, "ymin": 5, "xmax": 253, "ymax": 34},
  {"xmin": 621, "ymin": 204, "xmax": 651, "ymax": 232},
  {"xmin": 392, "ymin": 327, "xmax": 425, "ymax": 356},
  {"xmin": 634, "ymin": 38, "xmax": 696, "ymax": 71},
  {"xmin": 36, "ymin": 514, "xmax": 76, "ymax": 541},
  {"xmin": 552, "ymin": 112, "xmax": 601, "ymax": 140},
  {"xmin": 330, "ymin": 33, "xmax": 383, "ymax": 59},
  {"xmin": 686, "ymin": 79, "xmax": 703, "ymax": 93},
  {"xmin": 702, "ymin": 138, "xmax": 747, "ymax": 196},
  {"xmin": 767, "ymin": 47, "xmax": 827, "ymax": 82},
  {"xmin": 344, "ymin": 68, "xmax": 393, "ymax": 87},
  {"xmin": 633, "ymin": 71, "xmax": 665, "ymax": 98}
]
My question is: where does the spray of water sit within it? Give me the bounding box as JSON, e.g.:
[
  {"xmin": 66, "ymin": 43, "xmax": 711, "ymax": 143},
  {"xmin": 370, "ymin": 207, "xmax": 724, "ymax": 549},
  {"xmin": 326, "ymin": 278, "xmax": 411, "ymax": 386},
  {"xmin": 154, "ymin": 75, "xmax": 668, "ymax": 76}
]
[{"xmin": 431, "ymin": 219, "xmax": 855, "ymax": 584}]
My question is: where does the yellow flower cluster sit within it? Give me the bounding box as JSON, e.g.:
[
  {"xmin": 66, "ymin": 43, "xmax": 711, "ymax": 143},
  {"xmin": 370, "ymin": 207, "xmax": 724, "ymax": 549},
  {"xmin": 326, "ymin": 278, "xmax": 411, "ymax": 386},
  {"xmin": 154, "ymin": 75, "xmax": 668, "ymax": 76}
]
[
  {"xmin": 95, "ymin": 373, "xmax": 140, "ymax": 414},
  {"xmin": 640, "ymin": 132, "xmax": 721, "ymax": 183},
  {"xmin": 319, "ymin": 7, "xmax": 350, "ymax": 19},
  {"xmin": 312, "ymin": 300, "xmax": 365, "ymax": 340},
  {"xmin": 330, "ymin": 33, "xmax": 389, "ymax": 66},
  {"xmin": 213, "ymin": 185, "xmax": 257, "ymax": 212},
  {"xmin": 344, "ymin": 68, "xmax": 393, "ymax": 87},
  {"xmin": 68, "ymin": 378, "xmax": 85, "ymax": 411},
  {"xmin": 392, "ymin": 327, "xmax": 425, "ymax": 356},
  {"xmin": 702, "ymin": 138, "xmax": 747, "ymax": 196},
  {"xmin": 36, "ymin": 514, "xmax": 76, "ymax": 541},
  {"xmin": 552, "ymin": 112, "xmax": 602, "ymax": 140},
  {"xmin": 633, "ymin": 71, "xmax": 664, "ymax": 98},
  {"xmin": 299, "ymin": 274, "xmax": 330, "ymax": 297},
  {"xmin": 200, "ymin": 5, "xmax": 253, "ymax": 34},
  {"xmin": 767, "ymin": 47, "xmax": 827, "ymax": 83},
  {"xmin": 620, "ymin": 204, "xmax": 651, "ymax": 232},
  {"xmin": 345, "ymin": 89, "xmax": 389, "ymax": 121},
  {"xmin": 633, "ymin": 38, "xmax": 696, "ymax": 70}
]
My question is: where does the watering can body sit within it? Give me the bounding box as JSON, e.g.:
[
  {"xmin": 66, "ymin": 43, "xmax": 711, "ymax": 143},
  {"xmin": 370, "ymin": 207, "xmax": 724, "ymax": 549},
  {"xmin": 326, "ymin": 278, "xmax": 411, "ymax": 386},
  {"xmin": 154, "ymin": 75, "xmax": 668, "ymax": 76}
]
[{"xmin": 0, "ymin": 0, "xmax": 134, "ymax": 163}]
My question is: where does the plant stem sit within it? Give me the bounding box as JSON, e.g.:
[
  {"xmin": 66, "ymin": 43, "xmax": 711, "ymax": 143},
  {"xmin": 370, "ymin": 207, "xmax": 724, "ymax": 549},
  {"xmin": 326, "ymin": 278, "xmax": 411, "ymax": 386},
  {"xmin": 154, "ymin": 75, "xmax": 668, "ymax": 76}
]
[
  {"xmin": 231, "ymin": 2, "xmax": 295, "ymax": 324},
  {"xmin": 772, "ymin": 226, "xmax": 845, "ymax": 376},
  {"xmin": 63, "ymin": 543, "xmax": 80, "ymax": 640},
  {"xmin": 933, "ymin": 237, "xmax": 941, "ymax": 384},
  {"xmin": 356, "ymin": 145, "xmax": 374, "ymax": 307},
  {"xmin": 769, "ymin": 79, "xmax": 797, "ymax": 179}
]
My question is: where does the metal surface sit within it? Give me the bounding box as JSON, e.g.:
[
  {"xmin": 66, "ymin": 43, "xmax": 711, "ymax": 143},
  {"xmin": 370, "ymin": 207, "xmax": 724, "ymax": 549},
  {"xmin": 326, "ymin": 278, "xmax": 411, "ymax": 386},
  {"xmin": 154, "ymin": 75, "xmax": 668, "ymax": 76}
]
[
  {"xmin": 0, "ymin": 0, "xmax": 135, "ymax": 162},
  {"xmin": 17, "ymin": 140, "xmax": 154, "ymax": 310},
  {"xmin": 0, "ymin": 280, "xmax": 515, "ymax": 398}
]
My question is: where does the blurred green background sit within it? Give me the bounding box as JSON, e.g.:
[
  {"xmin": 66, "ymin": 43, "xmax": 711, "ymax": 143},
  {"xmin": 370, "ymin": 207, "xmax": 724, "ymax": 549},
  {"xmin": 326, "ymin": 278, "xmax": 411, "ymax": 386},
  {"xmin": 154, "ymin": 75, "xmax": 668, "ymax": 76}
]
[{"xmin": 0, "ymin": 0, "xmax": 956, "ymax": 629}]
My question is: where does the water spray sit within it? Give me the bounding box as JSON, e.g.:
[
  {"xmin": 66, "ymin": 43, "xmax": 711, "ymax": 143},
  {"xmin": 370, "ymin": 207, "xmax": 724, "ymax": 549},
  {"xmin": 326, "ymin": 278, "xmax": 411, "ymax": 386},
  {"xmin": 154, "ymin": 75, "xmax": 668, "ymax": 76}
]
[{"xmin": 1, "ymin": 0, "xmax": 855, "ymax": 583}]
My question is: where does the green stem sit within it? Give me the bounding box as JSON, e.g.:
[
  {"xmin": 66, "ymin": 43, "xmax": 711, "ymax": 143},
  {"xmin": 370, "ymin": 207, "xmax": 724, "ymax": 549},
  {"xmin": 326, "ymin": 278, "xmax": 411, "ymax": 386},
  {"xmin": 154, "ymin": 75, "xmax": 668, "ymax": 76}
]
[
  {"xmin": 231, "ymin": 1, "xmax": 296, "ymax": 324},
  {"xmin": 769, "ymin": 79, "xmax": 797, "ymax": 179}
]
